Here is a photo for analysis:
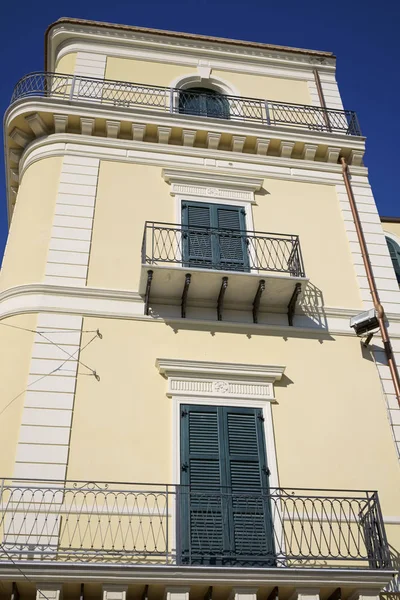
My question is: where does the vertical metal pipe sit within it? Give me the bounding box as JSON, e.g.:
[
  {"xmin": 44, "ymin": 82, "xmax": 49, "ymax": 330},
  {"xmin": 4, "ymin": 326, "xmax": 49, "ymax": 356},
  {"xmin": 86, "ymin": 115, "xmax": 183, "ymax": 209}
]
[
  {"xmin": 341, "ymin": 157, "xmax": 400, "ymax": 408},
  {"xmin": 313, "ymin": 69, "xmax": 331, "ymax": 132}
]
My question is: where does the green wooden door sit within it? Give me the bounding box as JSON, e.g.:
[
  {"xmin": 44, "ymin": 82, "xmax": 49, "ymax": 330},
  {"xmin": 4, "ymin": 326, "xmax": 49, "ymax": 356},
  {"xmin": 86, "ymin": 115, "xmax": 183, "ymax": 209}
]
[
  {"xmin": 182, "ymin": 201, "xmax": 249, "ymax": 271},
  {"xmin": 179, "ymin": 404, "xmax": 275, "ymax": 566}
]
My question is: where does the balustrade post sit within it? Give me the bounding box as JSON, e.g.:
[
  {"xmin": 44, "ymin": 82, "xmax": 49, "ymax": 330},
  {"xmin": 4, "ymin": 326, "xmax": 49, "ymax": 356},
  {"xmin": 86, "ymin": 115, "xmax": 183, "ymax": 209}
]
[
  {"xmin": 264, "ymin": 101, "xmax": 271, "ymax": 125},
  {"xmin": 69, "ymin": 76, "xmax": 76, "ymax": 101},
  {"xmin": 169, "ymin": 88, "xmax": 174, "ymax": 113}
]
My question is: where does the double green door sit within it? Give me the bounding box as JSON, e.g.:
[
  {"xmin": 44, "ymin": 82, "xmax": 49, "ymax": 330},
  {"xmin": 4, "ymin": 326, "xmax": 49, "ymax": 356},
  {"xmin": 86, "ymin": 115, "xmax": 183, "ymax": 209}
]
[
  {"xmin": 182, "ymin": 201, "xmax": 250, "ymax": 271},
  {"xmin": 179, "ymin": 404, "xmax": 275, "ymax": 566}
]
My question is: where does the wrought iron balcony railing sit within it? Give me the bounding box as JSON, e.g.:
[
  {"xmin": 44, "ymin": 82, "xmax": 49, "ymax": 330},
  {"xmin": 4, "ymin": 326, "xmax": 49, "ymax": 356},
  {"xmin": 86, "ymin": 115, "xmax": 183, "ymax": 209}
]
[
  {"xmin": 10, "ymin": 72, "xmax": 362, "ymax": 136},
  {"xmin": 0, "ymin": 480, "xmax": 391, "ymax": 569},
  {"xmin": 142, "ymin": 222, "xmax": 306, "ymax": 277}
]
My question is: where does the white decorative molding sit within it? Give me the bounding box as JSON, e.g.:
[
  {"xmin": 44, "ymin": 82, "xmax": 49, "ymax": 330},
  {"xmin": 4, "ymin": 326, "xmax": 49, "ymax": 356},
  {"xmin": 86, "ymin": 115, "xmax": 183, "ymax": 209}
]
[
  {"xmin": 156, "ymin": 358, "xmax": 285, "ymax": 379},
  {"xmin": 13, "ymin": 313, "xmax": 83, "ymax": 482},
  {"xmin": 9, "ymin": 127, "xmax": 31, "ymax": 148},
  {"xmin": 103, "ymin": 586, "xmax": 128, "ymax": 600},
  {"xmin": 106, "ymin": 120, "xmax": 120, "ymax": 138},
  {"xmin": 163, "ymin": 168, "xmax": 263, "ymax": 204},
  {"xmin": 302, "ymin": 143, "xmax": 318, "ymax": 161},
  {"xmin": 54, "ymin": 114, "xmax": 69, "ymax": 134},
  {"xmin": 45, "ymin": 155, "xmax": 100, "ymax": 287},
  {"xmin": 255, "ymin": 138, "xmax": 270, "ymax": 155},
  {"xmin": 156, "ymin": 358, "xmax": 285, "ymax": 401},
  {"xmin": 74, "ymin": 51, "xmax": 106, "ymax": 79},
  {"xmin": 25, "ymin": 113, "xmax": 48, "ymax": 138},
  {"xmin": 197, "ymin": 65, "xmax": 212, "ymax": 80}
]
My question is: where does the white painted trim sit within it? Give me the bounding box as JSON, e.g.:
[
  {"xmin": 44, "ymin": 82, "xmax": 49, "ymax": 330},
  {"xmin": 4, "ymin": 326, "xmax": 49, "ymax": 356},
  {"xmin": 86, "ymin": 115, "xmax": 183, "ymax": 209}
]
[
  {"xmin": 383, "ymin": 229, "xmax": 400, "ymax": 247},
  {"xmin": 50, "ymin": 31, "xmax": 337, "ymax": 80},
  {"xmin": 156, "ymin": 357, "xmax": 285, "ymax": 380},
  {"xmin": 169, "ymin": 72, "xmax": 241, "ymax": 97},
  {"xmin": 5, "ymin": 283, "xmax": 400, "ymax": 337},
  {"xmin": 17, "ymin": 136, "xmax": 368, "ymax": 195}
]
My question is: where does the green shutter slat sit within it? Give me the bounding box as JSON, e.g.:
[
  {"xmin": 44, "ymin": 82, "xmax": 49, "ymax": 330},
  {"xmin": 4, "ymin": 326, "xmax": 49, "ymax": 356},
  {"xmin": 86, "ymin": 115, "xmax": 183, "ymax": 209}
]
[
  {"xmin": 216, "ymin": 207, "xmax": 248, "ymax": 271},
  {"xmin": 183, "ymin": 202, "xmax": 213, "ymax": 268},
  {"xmin": 217, "ymin": 207, "xmax": 242, "ymax": 230},
  {"xmin": 189, "ymin": 411, "xmax": 219, "ymax": 454},
  {"xmin": 186, "ymin": 204, "xmax": 212, "ymax": 228},
  {"xmin": 227, "ymin": 413, "xmax": 259, "ymax": 455}
]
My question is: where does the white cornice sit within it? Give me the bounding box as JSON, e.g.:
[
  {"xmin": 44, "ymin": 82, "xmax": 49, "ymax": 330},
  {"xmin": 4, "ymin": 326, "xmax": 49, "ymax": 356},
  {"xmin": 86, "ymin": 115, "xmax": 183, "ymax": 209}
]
[
  {"xmin": 1, "ymin": 283, "xmax": 400, "ymax": 337},
  {"xmin": 162, "ymin": 169, "xmax": 263, "ymax": 191},
  {"xmin": 48, "ymin": 24, "xmax": 337, "ymax": 76},
  {"xmin": 18, "ymin": 136, "xmax": 369, "ymax": 192},
  {"xmin": 156, "ymin": 358, "xmax": 285, "ymax": 381},
  {"xmin": 6, "ymin": 99, "xmax": 366, "ymax": 150}
]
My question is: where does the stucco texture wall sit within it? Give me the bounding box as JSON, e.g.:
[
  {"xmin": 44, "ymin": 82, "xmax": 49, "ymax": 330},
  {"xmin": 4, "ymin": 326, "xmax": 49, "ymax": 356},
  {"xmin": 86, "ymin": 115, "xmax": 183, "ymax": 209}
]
[
  {"xmin": 105, "ymin": 57, "xmax": 311, "ymax": 104},
  {"xmin": 55, "ymin": 52, "xmax": 77, "ymax": 74},
  {"xmin": 0, "ymin": 313, "xmax": 37, "ymax": 477},
  {"xmin": 0, "ymin": 157, "xmax": 62, "ymax": 291},
  {"xmin": 253, "ymin": 178, "xmax": 362, "ymax": 309},
  {"xmin": 67, "ymin": 317, "xmax": 400, "ymax": 520},
  {"xmin": 87, "ymin": 161, "xmax": 174, "ymax": 290}
]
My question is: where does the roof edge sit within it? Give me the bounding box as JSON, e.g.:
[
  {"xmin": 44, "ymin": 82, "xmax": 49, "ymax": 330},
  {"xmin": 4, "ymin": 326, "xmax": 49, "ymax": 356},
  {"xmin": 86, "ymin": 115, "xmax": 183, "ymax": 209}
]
[
  {"xmin": 45, "ymin": 17, "xmax": 335, "ymax": 69},
  {"xmin": 381, "ymin": 216, "xmax": 400, "ymax": 223}
]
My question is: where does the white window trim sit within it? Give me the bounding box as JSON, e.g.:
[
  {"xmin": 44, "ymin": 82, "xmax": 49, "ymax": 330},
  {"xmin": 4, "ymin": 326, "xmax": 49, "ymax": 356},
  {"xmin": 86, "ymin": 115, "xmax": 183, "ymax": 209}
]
[
  {"xmin": 156, "ymin": 358, "xmax": 284, "ymax": 488},
  {"xmin": 383, "ymin": 230, "xmax": 400, "ymax": 247},
  {"xmin": 156, "ymin": 358, "xmax": 285, "ymax": 562},
  {"xmin": 162, "ymin": 169, "xmax": 262, "ymax": 269}
]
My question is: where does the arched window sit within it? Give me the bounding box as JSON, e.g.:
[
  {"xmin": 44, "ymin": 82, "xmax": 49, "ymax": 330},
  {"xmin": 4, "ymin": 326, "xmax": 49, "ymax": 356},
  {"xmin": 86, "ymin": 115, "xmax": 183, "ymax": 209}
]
[
  {"xmin": 386, "ymin": 236, "xmax": 400, "ymax": 284},
  {"xmin": 179, "ymin": 87, "xmax": 230, "ymax": 119}
]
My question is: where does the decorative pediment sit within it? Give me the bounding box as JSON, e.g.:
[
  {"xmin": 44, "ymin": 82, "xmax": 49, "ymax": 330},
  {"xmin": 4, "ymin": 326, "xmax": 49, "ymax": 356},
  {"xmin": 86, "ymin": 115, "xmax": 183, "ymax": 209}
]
[
  {"xmin": 156, "ymin": 358, "xmax": 285, "ymax": 401},
  {"xmin": 162, "ymin": 169, "xmax": 263, "ymax": 203}
]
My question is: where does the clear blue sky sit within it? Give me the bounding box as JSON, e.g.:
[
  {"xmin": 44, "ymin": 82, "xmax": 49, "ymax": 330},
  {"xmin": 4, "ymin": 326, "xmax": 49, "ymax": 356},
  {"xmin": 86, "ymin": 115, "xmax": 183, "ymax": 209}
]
[{"xmin": 1, "ymin": 0, "xmax": 399, "ymax": 261}]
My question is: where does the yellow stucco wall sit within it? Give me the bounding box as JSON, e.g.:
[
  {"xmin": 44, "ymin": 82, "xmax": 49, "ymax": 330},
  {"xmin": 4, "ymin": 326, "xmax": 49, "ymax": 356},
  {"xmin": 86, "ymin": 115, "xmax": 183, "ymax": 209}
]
[
  {"xmin": 105, "ymin": 57, "xmax": 311, "ymax": 104},
  {"xmin": 0, "ymin": 157, "xmax": 62, "ymax": 291},
  {"xmin": 254, "ymin": 179, "xmax": 362, "ymax": 308},
  {"xmin": 55, "ymin": 52, "xmax": 77, "ymax": 74},
  {"xmin": 0, "ymin": 313, "xmax": 37, "ymax": 477},
  {"xmin": 87, "ymin": 161, "xmax": 361, "ymax": 309},
  {"xmin": 67, "ymin": 317, "xmax": 400, "ymax": 519},
  {"xmin": 382, "ymin": 220, "xmax": 400, "ymax": 241},
  {"xmin": 87, "ymin": 161, "xmax": 173, "ymax": 290}
]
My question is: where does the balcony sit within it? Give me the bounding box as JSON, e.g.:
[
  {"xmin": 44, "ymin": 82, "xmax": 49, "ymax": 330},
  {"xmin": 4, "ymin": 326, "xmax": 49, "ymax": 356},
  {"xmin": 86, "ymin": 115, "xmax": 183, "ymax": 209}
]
[
  {"xmin": 140, "ymin": 222, "xmax": 307, "ymax": 323},
  {"xmin": 10, "ymin": 72, "xmax": 361, "ymax": 136},
  {"xmin": 0, "ymin": 480, "xmax": 391, "ymax": 570}
]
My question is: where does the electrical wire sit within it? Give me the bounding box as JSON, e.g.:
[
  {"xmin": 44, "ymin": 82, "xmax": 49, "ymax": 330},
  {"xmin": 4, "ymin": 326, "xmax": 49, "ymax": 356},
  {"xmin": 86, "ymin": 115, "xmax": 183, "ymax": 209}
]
[
  {"xmin": 0, "ymin": 321, "xmax": 102, "ymax": 378},
  {"xmin": 0, "ymin": 333, "xmax": 100, "ymax": 419}
]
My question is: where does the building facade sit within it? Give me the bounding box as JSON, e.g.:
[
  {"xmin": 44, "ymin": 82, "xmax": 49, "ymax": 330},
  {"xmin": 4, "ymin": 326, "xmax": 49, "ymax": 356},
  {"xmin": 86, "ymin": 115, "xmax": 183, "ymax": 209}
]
[{"xmin": 0, "ymin": 17, "xmax": 399, "ymax": 600}]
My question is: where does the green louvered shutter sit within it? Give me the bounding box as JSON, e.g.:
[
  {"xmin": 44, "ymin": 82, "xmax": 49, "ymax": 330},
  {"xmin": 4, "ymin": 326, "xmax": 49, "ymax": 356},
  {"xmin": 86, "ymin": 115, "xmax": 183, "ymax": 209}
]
[
  {"xmin": 182, "ymin": 202, "xmax": 213, "ymax": 268},
  {"xmin": 223, "ymin": 407, "xmax": 275, "ymax": 565},
  {"xmin": 180, "ymin": 404, "xmax": 274, "ymax": 566},
  {"xmin": 386, "ymin": 237, "xmax": 400, "ymax": 285},
  {"xmin": 216, "ymin": 206, "xmax": 249, "ymax": 271},
  {"xmin": 182, "ymin": 201, "xmax": 248, "ymax": 271},
  {"xmin": 180, "ymin": 405, "xmax": 225, "ymax": 564}
]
